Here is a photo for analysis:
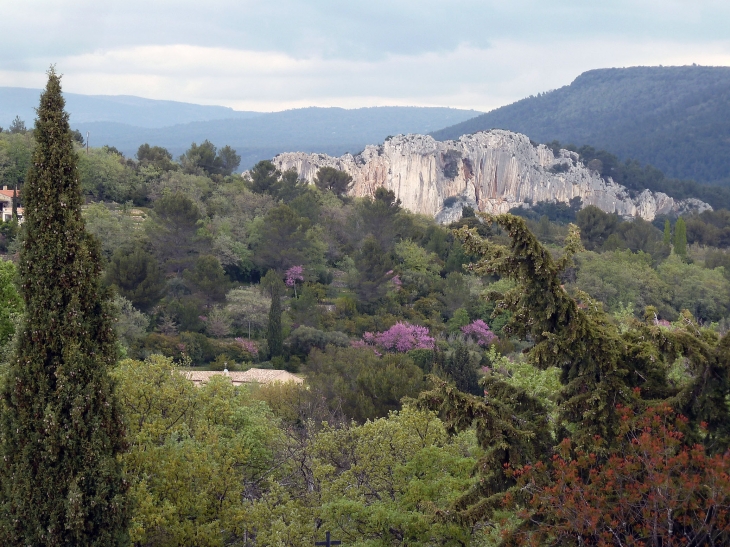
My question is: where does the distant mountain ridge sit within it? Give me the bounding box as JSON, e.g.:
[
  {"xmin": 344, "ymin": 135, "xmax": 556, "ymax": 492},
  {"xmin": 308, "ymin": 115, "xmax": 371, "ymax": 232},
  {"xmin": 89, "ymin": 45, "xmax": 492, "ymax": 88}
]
[
  {"xmin": 0, "ymin": 87, "xmax": 480, "ymax": 170},
  {"xmin": 0, "ymin": 87, "xmax": 262, "ymax": 128},
  {"xmin": 430, "ymin": 66, "xmax": 730, "ymax": 184},
  {"xmin": 68, "ymin": 106, "xmax": 482, "ymax": 169}
]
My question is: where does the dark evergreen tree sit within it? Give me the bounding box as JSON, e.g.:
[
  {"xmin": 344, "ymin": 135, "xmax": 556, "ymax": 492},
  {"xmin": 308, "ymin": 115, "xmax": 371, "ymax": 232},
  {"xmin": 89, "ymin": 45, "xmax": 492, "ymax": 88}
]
[
  {"xmin": 11, "ymin": 185, "xmax": 17, "ymax": 221},
  {"xmin": 247, "ymin": 160, "xmax": 280, "ymax": 195},
  {"xmin": 441, "ymin": 342, "xmax": 481, "ymax": 396},
  {"xmin": 136, "ymin": 143, "xmax": 176, "ymax": 172},
  {"xmin": 419, "ymin": 213, "xmax": 730, "ymax": 538},
  {"xmin": 8, "ymin": 116, "xmax": 26, "ymax": 135},
  {"xmin": 663, "ymin": 218, "xmax": 671, "ymax": 245},
  {"xmin": 0, "ymin": 69, "xmax": 129, "ymax": 545},
  {"xmin": 262, "ymin": 271, "xmax": 283, "ymax": 359},
  {"xmin": 674, "ymin": 216, "xmax": 688, "ymax": 257},
  {"xmin": 146, "ymin": 192, "xmax": 203, "ymax": 273},
  {"xmin": 313, "ymin": 166, "xmax": 353, "ymax": 196},
  {"xmin": 575, "ymin": 205, "xmax": 620, "ymax": 250},
  {"xmin": 105, "ymin": 247, "xmax": 166, "ymax": 311}
]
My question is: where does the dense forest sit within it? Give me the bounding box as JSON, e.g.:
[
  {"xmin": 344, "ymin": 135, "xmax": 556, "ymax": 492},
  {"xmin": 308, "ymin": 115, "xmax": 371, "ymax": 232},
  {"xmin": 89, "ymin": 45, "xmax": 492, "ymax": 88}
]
[
  {"xmin": 1, "ymin": 103, "xmax": 730, "ymax": 546},
  {"xmin": 432, "ymin": 66, "xmax": 730, "ymax": 185}
]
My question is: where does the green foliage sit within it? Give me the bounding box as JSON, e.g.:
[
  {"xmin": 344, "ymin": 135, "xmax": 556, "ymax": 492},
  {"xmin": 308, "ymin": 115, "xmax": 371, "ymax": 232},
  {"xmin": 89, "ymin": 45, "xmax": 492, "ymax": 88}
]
[
  {"xmin": 286, "ymin": 325, "xmax": 349, "ymax": 357},
  {"xmin": 440, "ymin": 341, "xmax": 481, "ymax": 395},
  {"xmin": 0, "ymin": 258, "xmax": 22, "ymax": 349},
  {"xmin": 312, "ymin": 406, "xmax": 480, "ymax": 546},
  {"xmin": 350, "ymin": 235, "xmax": 394, "ymax": 311},
  {"xmin": 267, "ymin": 274, "xmax": 284, "ymax": 359},
  {"xmin": 288, "ymin": 283, "xmax": 321, "ymax": 328},
  {"xmin": 674, "ymin": 216, "xmax": 688, "ymax": 257},
  {"xmin": 180, "ymin": 139, "xmax": 241, "ymax": 177},
  {"xmin": 485, "ymin": 346, "xmax": 562, "ymax": 416},
  {"xmin": 77, "ymin": 146, "xmax": 142, "ymax": 202},
  {"xmin": 685, "ymin": 209, "xmax": 730, "ymax": 247},
  {"xmin": 305, "ymin": 346, "xmax": 425, "ymax": 422},
  {"xmin": 417, "ymin": 374, "xmax": 553, "ymax": 526},
  {"xmin": 147, "ymin": 191, "xmax": 204, "ymax": 272},
  {"xmin": 0, "ymin": 69, "xmax": 128, "ymax": 545},
  {"xmin": 313, "ymin": 166, "xmax": 353, "ymax": 196},
  {"xmin": 82, "ymin": 203, "xmax": 139, "ymax": 259},
  {"xmin": 113, "ymin": 355, "xmax": 276, "ymax": 546},
  {"xmin": 0, "ymin": 219, "xmax": 20, "ymax": 253},
  {"xmin": 225, "ymin": 286, "xmax": 270, "ymax": 337},
  {"xmin": 657, "ymin": 254, "xmax": 730, "ymax": 322},
  {"xmin": 136, "ymin": 143, "xmax": 177, "ymax": 172},
  {"xmin": 456, "ymin": 215, "xmax": 636, "ymax": 446},
  {"xmin": 570, "ymin": 250, "xmax": 670, "ymax": 316},
  {"xmin": 0, "ymin": 132, "xmax": 34, "ymax": 193},
  {"xmin": 252, "ymin": 205, "xmax": 325, "ymax": 272},
  {"xmin": 415, "ymin": 212, "xmax": 730, "ymax": 534},
  {"xmin": 112, "ymin": 295, "xmax": 149, "ymax": 353},
  {"xmin": 246, "ymin": 160, "xmax": 280, "ymax": 195},
  {"xmin": 8, "ymin": 116, "xmax": 26, "ymax": 135},
  {"xmin": 432, "ymin": 66, "xmax": 730, "ymax": 189},
  {"xmin": 510, "ymin": 197, "xmax": 581, "ymax": 225},
  {"xmin": 105, "ymin": 247, "xmax": 166, "ymax": 311},
  {"xmin": 184, "ymin": 254, "xmax": 230, "ymax": 303},
  {"xmin": 575, "ymin": 205, "xmax": 620, "ymax": 250}
]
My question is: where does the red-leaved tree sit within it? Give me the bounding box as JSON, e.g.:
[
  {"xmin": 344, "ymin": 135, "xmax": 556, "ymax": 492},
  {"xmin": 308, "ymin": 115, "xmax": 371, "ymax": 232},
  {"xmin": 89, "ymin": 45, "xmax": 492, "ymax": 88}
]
[{"xmin": 506, "ymin": 404, "xmax": 730, "ymax": 547}]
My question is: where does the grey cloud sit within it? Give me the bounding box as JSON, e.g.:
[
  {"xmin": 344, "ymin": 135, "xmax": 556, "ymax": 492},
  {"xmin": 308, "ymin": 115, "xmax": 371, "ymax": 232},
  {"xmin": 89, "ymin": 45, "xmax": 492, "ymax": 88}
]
[{"xmin": 2, "ymin": 0, "xmax": 729, "ymax": 69}]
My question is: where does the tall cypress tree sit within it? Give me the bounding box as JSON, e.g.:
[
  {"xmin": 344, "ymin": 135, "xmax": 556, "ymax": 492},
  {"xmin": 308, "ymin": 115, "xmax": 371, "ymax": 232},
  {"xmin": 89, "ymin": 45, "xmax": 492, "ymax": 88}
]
[
  {"xmin": 663, "ymin": 218, "xmax": 671, "ymax": 246},
  {"xmin": 267, "ymin": 280, "xmax": 283, "ymax": 358},
  {"xmin": 0, "ymin": 69, "xmax": 128, "ymax": 545},
  {"xmin": 674, "ymin": 217, "xmax": 687, "ymax": 257}
]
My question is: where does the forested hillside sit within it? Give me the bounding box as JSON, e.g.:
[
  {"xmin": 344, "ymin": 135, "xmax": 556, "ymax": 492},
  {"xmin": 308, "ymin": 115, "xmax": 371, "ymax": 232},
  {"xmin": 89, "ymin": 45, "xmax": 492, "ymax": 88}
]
[
  {"xmin": 1, "ymin": 120, "xmax": 730, "ymax": 545},
  {"xmin": 431, "ymin": 66, "xmax": 730, "ymax": 185}
]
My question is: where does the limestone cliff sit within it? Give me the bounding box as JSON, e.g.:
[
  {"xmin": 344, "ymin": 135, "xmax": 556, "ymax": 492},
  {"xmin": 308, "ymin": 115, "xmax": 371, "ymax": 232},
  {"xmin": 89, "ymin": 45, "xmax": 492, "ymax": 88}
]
[{"xmin": 272, "ymin": 130, "xmax": 710, "ymax": 222}]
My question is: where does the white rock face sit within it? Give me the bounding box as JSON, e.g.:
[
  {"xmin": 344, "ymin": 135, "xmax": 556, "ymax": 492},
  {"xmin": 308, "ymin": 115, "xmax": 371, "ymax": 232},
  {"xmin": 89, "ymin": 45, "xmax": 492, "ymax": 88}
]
[{"xmin": 272, "ymin": 130, "xmax": 711, "ymax": 222}]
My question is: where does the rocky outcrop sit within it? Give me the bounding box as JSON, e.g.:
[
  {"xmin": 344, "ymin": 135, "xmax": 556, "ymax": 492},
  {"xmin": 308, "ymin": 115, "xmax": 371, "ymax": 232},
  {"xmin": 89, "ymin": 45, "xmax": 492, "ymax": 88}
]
[{"xmin": 272, "ymin": 130, "xmax": 711, "ymax": 222}]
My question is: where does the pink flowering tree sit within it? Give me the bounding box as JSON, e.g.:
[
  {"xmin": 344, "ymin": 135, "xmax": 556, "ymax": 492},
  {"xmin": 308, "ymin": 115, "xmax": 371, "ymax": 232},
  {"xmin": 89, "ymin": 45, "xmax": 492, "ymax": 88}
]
[
  {"xmin": 235, "ymin": 337, "xmax": 259, "ymax": 359},
  {"xmin": 461, "ymin": 319, "xmax": 497, "ymax": 347},
  {"xmin": 362, "ymin": 322, "xmax": 435, "ymax": 353},
  {"xmin": 285, "ymin": 265, "xmax": 305, "ymax": 297}
]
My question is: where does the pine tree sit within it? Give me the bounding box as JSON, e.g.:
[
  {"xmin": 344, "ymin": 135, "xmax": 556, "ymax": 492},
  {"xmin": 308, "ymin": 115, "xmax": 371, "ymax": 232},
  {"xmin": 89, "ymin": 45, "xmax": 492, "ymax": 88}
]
[
  {"xmin": 674, "ymin": 217, "xmax": 687, "ymax": 257},
  {"xmin": 663, "ymin": 218, "xmax": 671, "ymax": 245},
  {"xmin": 0, "ymin": 69, "xmax": 128, "ymax": 545}
]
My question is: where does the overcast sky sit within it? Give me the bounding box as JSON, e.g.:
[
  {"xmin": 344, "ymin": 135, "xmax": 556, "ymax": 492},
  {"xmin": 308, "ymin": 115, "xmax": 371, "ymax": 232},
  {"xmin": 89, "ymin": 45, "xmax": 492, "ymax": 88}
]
[{"xmin": 2, "ymin": 0, "xmax": 729, "ymax": 112}]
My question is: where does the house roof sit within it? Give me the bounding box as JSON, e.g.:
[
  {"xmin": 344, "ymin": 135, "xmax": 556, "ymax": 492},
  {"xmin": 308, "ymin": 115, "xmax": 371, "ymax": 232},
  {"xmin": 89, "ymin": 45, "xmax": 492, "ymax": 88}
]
[
  {"xmin": 238, "ymin": 368, "xmax": 304, "ymax": 384},
  {"xmin": 184, "ymin": 368, "xmax": 304, "ymax": 387},
  {"xmin": 0, "ymin": 189, "xmax": 19, "ymax": 199}
]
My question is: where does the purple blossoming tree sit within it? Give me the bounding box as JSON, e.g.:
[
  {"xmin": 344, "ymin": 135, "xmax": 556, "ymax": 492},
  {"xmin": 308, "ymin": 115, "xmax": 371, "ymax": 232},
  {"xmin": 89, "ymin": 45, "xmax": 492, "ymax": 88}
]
[
  {"xmin": 461, "ymin": 319, "xmax": 497, "ymax": 347},
  {"xmin": 235, "ymin": 337, "xmax": 259, "ymax": 357},
  {"xmin": 285, "ymin": 265, "xmax": 304, "ymax": 297},
  {"xmin": 362, "ymin": 321, "xmax": 435, "ymax": 353}
]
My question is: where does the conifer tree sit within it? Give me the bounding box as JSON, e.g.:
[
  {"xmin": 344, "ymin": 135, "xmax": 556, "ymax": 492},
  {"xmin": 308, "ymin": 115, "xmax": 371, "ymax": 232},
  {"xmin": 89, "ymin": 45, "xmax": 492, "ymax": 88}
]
[
  {"xmin": 663, "ymin": 218, "xmax": 671, "ymax": 245},
  {"xmin": 420, "ymin": 213, "xmax": 730, "ymax": 536},
  {"xmin": 262, "ymin": 270, "xmax": 284, "ymax": 359},
  {"xmin": 674, "ymin": 217, "xmax": 687, "ymax": 257},
  {"xmin": 0, "ymin": 69, "xmax": 128, "ymax": 545}
]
